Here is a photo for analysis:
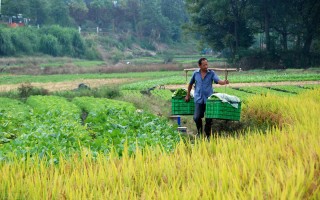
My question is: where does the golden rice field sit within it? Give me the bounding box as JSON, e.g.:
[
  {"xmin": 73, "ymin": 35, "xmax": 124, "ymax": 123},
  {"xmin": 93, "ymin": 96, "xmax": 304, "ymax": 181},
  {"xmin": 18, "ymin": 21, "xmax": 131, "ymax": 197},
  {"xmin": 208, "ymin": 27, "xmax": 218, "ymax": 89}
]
[{"xmin": 1, "ymin": 89, "xmax": 320, "ymax": 199}]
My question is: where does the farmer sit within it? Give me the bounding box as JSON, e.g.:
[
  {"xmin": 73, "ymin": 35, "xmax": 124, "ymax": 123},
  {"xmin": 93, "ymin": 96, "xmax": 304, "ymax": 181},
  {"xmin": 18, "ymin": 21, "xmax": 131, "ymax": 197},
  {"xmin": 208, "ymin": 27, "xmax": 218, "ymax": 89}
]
[{"xmin": 185, "ymin": 58, "xmax": 229, "ymax": 138}]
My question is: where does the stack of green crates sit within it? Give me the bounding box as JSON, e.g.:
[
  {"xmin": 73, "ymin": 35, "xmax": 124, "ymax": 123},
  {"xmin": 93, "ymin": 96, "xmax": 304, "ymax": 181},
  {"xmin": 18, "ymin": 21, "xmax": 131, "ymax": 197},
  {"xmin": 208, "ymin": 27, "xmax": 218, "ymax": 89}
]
[
  {"xmin": 171, "ymin": 97, "xmax": 195, "ymax": 115},
  {"xmin": 205, "ymin": 100, "xmax": 241, "ymax": 121}
]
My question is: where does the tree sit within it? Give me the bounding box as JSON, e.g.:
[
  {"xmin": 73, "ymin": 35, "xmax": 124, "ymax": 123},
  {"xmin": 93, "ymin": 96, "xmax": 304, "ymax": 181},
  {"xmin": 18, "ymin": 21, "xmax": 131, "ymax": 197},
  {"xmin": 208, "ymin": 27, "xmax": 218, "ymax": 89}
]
[
  {"xmin": 161, "ymin": 0, "xmax": 188, "ymax": 41},
  {"xmin": 186, "ymin": 0, "xmax": 254, "ymax": 59},
  {"xmin": 87, "ymin": 0, "xmax": 113, "ymax": 28},
  {"xmin": 68, "ymin": 0, "xmax": 89, "ymax": 25},
  {"xmin": 296, "ymin": 0, "xmax": 320, "ymax": 55},
  {"xmin": 48, "ymin": 0, "xmax": 72, "ymax": 26},
  {"xmin": 124, "ymin": 0, "xmax": 142, "ymax": 33},
  {"xmin": 1, "ymin": 0, "xmax": 30, "ymax": 16},
  {"xmin": 29, "ymin": 0, "xmax": 50, "ymax": 25},
  {"xmin": 138, "ymin": 0, "xmax": 171, "ymax": 42}
]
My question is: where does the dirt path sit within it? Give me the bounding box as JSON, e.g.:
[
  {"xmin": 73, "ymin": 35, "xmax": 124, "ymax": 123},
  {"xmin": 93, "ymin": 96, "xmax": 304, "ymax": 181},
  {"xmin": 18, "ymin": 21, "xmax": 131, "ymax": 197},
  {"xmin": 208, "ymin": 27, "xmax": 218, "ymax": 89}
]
[
  {"xmin": 0, "ymin": 78, "xmax": 134, "ymax": 92},
  {"xmin": 0, "ymin": 80, "xmax": 318, "ymax": 93}
]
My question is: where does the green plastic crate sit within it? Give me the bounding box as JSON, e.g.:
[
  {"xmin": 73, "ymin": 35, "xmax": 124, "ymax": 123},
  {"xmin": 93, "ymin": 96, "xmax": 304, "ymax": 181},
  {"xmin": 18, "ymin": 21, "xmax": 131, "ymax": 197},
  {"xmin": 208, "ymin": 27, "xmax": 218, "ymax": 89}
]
[
  {"xmin": 205, "ymin": 100, "xmax": 241, "ymax": 121},
  {"xmin": 171, "ymin": 97, "xmax": 195, "ymax": 115}
]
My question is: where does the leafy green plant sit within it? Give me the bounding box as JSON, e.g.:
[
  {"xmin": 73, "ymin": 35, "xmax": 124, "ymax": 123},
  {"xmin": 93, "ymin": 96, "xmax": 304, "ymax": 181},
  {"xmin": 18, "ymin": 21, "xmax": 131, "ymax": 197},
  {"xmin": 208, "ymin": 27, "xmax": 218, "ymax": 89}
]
[
  {"xmin": 73, "ymin": 97, "xmax": 180, "ymax": 156},
  {"xmin": 0, "ymin": 98, "xmax": 31, "ymax": 144},
  {"xmin": 172, "ymin": 88, "xmax": 187, "ymax": 98},
  {"xmin": 0, "ymin": 95, "xmax": 180, "ymax": 159}
]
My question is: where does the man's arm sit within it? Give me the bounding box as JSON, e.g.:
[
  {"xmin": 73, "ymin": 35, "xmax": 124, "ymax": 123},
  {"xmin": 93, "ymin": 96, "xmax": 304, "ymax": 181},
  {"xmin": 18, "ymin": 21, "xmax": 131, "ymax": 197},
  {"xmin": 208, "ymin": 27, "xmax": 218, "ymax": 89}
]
[
  {"xmin": 185, "ymin": 83, "xmax": 193, "ymax": 102},
  {"xmin": 218, "ymin": 80, "xmax": 229, "ymax": 85}
]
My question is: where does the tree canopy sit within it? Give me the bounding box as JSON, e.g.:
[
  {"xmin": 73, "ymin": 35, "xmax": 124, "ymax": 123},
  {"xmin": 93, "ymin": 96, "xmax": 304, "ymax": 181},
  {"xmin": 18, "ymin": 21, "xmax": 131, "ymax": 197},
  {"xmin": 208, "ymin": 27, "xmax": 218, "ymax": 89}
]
[
  {"xmin": 1, "ymin": 0, "xmax": 188, "ymax": 43},
  {"xmin": 186, "ymin": 0, "xmax": 320, "ymax": 68},
  {"xmin": 1, "ymin": 0, "xmax": 319, "ymax": 68}
]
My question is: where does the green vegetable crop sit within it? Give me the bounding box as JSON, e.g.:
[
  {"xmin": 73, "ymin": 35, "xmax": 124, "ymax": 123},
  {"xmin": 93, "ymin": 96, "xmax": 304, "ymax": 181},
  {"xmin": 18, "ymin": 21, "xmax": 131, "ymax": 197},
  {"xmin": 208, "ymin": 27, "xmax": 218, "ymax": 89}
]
[{"xmin": 172, "ymin": 88, "xmax": 187, "ymax": 98}]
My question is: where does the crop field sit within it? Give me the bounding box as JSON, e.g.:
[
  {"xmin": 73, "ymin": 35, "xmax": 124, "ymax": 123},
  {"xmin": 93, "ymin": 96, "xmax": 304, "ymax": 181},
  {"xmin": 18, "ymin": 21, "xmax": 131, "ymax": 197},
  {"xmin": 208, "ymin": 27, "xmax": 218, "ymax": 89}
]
[
  {"xmin": 0, "ymin": 96, "xmax": 179, "ymax": 159},
  {"xmin": 0, "ymin": 68, "xmax": 319, "ymax": 199},
  {"xmin": 144, "ymin": 84, "xmax": 319, "ymax": 102},
  {"xmin": 0, "ymin": 68, "xmax": 319, "ymax": 86},
  {"xmin": 124, "ymin": 54, "xmax": 225, "ymax": 65}
]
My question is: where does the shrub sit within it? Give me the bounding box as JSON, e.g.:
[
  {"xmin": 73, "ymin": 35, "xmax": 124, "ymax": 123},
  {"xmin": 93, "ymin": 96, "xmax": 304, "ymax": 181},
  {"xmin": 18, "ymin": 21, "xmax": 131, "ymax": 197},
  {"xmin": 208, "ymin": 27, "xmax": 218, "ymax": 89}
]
[
  {"xmin": 19, "ymin": 28, "xmax": 40, "ymax": 52},
  {"xmin": 41, "ymin": 25, "xmax": 73, "ymax": 56},
  {"xmin": 18, "ymin": 83, "xmax": 49, "ymax": 99},
  {"xmin": 162, "ymin": 53, "xmax": 174, "ymax": 64},
  {"xmin": 40, "ymin": 35, "xmax": 60, "ymax": 56},
  {"xmin": 94, "ymin": 86, "xmax": 120, "ymax": 99},
  {"xmin": 83, "ymin": 38, "xmax": 101, "ymax": 60},
  {"xmin": 72, "ymin": 32, "xmax": 86, "ymax": 57},
  {"xmin": 110, "ymin": 48, "xmax": 123, "ymax": 64},
  {"xmin": 39, "ymin": 25, "xmax": 89, "ymax": 58},
  {"xmin": 0, "ymin": 29, "xmax": 16, "ymax": 55},
  {"xmin": 11, "ymin": 30, "xmax": 33, "ymax": 54},
  {"xmin": 100, "ymin": 36, "xmax": 124, "ymax": 50}
]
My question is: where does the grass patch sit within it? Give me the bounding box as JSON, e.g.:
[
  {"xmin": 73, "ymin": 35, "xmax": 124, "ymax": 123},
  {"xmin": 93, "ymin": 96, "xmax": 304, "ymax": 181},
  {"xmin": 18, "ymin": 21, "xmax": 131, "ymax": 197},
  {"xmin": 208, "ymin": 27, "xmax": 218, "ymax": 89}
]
[{"xmin": 73, "ymin": 61, "xmax": 105, "ymax": 67}]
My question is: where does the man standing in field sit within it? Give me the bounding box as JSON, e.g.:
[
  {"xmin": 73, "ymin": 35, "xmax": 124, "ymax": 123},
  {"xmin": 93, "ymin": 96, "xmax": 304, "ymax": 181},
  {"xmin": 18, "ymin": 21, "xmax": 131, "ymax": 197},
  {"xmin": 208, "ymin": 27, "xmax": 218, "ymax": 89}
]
[{"xmin": 185, "ymin": 58, "xmax": 229, "ymax": 138}]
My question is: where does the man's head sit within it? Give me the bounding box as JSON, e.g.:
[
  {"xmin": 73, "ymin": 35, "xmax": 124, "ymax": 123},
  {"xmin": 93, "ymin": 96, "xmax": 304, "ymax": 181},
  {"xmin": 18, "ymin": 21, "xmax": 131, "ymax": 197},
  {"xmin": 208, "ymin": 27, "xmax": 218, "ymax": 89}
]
[{"xmin": 198, "ymin": 57, "xmax": 208, "ymax": 71}]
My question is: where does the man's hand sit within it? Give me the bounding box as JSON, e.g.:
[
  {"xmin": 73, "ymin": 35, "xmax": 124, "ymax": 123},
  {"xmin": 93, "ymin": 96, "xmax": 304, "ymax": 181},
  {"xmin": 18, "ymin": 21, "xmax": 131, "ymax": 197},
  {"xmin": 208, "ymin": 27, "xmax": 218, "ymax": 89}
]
[
  {"xmin": 218, "ymin": 80, "xmax": 229, "ymax": 85},
  {"xmin": 185, "ymin": 94, "xmax": 190, "ymax": 102},
  {"xmin": 185, "ymin": 84, "xmax": 193, "ymax": 102}
]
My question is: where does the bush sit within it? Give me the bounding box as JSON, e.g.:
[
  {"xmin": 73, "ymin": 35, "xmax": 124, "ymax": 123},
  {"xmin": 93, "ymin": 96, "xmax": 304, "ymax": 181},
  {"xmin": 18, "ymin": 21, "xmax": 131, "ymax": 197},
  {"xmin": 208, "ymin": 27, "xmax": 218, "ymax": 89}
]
[
  {"xmin": 83, "ymin": 38, "xmax": 101, "ymax": 60},
  {"xmin": 0, "ymin": 29, "xmax": 15, "ymax": 55},
  {"xmin": 100, "ymin": 36, "xmax": 124, "ymax": 50},
  {"xmin": 140, "ymin": 40, "xmax": 156, "ymax": 51},
  {"xmin": 41, "ymin": 25, "xmax": 73, "ymax": 56},
  {"xmin": 0, "ymin": 26, "xmax": 92, "ymax": 58},
  {"xmin": 236, "ymin": 51, "xmax": 281, "ymax": 70},
  {"xmin": 11, "ymin": 30, "xmax": 33, "ymax": 54},
  {"xmin": 72, "ymin": 32, "xmax": 86, "ymax": 57},
  {"xmin": 40, "ymin": 35, "xmax": 60, "ymax": 56},
  {"xmin": 18, "ymin": 83, "xmax": 49, "ymax": 99},
  {"xmin": 94, "ymin": 86, "xmax": 120, "ymax": 99},
  {"xmin": 110, "ymin": 48, "xmax": 123, "ymax": 64},
  {"xmin": 19, "ymin": 28, "xmax": 40, "ymax": 52},
  {"xmin": 162, "ymin": 52, "xmax": 174, "ymax": 64}
]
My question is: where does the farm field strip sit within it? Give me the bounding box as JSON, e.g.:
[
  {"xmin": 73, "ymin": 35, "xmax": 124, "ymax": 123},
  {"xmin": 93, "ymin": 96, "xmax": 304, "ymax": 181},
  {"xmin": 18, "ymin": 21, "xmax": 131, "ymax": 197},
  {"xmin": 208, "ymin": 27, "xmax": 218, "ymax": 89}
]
[
  {"xmin": 150, "ymin": 84, "xmax": 319, "ymax": 102},
  {"xmin": 300, "ymin": 84, "xmax": 320, "ymax": 89},
  {"xmin": 266, "ymin": 85, "xmax": 308, "ymax": 94},
  {"xmin": 228, "ymin": 73, "xmax": 320, "ymax": 83},
  {"xmin": 0, "ymin": 89, "xmax": 319, "ymax": 199},
  {"xmin": 119, "ymin": 74, "xmax": 320, "ymax": 91},
  {"xmin": 1, "ymin": 96, "xmax": 91, "ymax": 158},
  {"xmin": 0, "ymin": 96, "xmax": 180, "ymax": 160},
  {"xmin": 73, "ymin": 97, "xmax": 179, "ymax": 155},
  {"xmin": 151, "ymin": 89, "xmax": 173, "ymax": 100},
  {"xmin": 124, "ymin": 55, "xmax": 225, "ymax": 64},
  {"xmin": 0, "ymin": 69, "xmax": 319, "ymax": 87},
  {"xmin": 236, "ymin": 86, "xmax": 296, "ymax": 97},
  {"xmin": 120, "ymin": 90, "xmax": 144, "ymax": 98},
  {"xmin": 120, "ymin": 76, "xmax": 185, "ymax": 90},
  {"xmin": 0, "ymin": 71, "xmax": 182, "ymax": 85}
]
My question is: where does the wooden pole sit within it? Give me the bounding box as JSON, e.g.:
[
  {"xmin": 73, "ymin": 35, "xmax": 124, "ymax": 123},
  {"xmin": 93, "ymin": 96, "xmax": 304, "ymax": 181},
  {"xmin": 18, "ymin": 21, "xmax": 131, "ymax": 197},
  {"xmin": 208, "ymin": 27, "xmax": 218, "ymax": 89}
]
[{"xmin": 224, "ymin": 62, "xmax": 227, "ymax": 93}]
